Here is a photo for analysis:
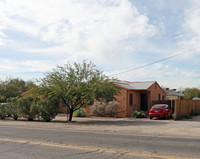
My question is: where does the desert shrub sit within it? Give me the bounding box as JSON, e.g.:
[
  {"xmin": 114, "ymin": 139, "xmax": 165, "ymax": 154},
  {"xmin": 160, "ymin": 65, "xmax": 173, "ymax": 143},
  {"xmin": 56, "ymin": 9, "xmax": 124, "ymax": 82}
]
[
  {"xmin": 6, "ymin": 97, "xmax": 20, "ymax": 120},
  {"xmin": 105, "ymin": 101, "xmax": 119, "ymax": 117},
  {"xmin": 73, "ymin": 108, "xmax": 86, "ymax": 117},
  {"xmin": 91, "ymin": 102, "xmax": 106, "ymax": 116},
  {"xmin": 91, "ymin": 101, "xmax": 119, "ymax": 117},
  {"xmin": 132, "ymin": 111, "xmax": 147, "ymax": 118},
  {"xmin": 18, "ymin": 96, "xmax": 39, "ymax": 121},
  {"xmin": 38, "ymin": 99, "xmax": 59, "ymax": 122},
  {"xmin": 0, "ymin": 104, "xmax": 6, "ymax": 119}
]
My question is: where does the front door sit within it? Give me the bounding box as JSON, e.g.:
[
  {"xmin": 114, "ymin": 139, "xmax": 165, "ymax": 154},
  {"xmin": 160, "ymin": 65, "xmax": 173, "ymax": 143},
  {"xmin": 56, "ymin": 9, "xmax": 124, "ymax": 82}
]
[{"xmin": 141, "ymin": 93, "xmax": 148, "ymax": 111}]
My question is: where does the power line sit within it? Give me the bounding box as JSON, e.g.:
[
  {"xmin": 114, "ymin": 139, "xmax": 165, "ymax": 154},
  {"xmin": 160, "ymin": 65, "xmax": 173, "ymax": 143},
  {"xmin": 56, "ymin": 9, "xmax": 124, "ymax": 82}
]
[
  {"xmin": 111, "ymin": 48, "xmax": 197, "ymax": 77},
  {"xmin": 144, "ymin": 55, "xmax": 196, "ymax": 78}
]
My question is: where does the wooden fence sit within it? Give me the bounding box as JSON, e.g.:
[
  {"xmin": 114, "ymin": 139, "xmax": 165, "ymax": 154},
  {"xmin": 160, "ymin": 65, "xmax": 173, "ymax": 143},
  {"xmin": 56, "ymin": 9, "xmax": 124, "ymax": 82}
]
[{"xmin": 174, "ymin": 100, "xmax": 200, "ymax": 119}]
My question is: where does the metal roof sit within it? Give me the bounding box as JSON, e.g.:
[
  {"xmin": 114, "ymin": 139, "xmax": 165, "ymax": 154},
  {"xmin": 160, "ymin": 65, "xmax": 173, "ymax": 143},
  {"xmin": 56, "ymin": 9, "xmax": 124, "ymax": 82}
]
[
  {"xmin": 115, "ymin": 81, "xmax": 156, "ymax": 90},
  {"xmin": 163, "ymin": 89, "xmax": 185, "ymax": 97}
]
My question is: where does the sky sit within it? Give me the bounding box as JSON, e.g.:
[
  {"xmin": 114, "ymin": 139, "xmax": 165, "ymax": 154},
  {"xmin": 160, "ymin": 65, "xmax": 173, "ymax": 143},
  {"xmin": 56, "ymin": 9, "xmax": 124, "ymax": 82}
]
[{"xmin": 0, "ymin": 0, "xmax": 200, "ymax": 89}]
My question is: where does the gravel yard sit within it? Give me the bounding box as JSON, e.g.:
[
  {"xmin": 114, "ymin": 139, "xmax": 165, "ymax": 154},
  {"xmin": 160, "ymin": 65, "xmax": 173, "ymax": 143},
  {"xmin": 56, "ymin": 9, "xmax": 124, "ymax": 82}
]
[{"xmin": 0, "ymin": 114, "xmax": 200, "ymax": 137}]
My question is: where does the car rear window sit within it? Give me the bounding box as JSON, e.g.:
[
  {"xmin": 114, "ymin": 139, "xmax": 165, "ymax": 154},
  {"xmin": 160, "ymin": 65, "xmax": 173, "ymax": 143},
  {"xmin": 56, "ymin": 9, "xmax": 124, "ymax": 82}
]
[{"xmin": 152, "ymin": 105, "xmax": 165, "ymax": 109}]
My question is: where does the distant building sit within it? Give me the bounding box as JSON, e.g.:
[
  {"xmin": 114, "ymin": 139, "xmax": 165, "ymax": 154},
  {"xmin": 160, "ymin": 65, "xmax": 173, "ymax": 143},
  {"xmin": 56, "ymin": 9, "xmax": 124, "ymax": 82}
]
[
  {"xmin": 192, "ymin": 97, "xmax": 200, "ymax": 100},
  {"xmin": 163, "ymin": 88, "xmax": 184, "ymax": 100}
]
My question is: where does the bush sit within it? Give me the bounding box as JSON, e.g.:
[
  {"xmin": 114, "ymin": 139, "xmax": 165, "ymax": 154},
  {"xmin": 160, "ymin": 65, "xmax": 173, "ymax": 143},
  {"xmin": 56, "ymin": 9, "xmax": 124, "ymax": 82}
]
[
  {"xmin": 91, "ymin": 102, "xmax": 106, "ymax": 116},
  {"xmin": 132, "ymin": 111, "xmax": 147, "ymax": 118},
  {"xmin": 105, "ymin": 101, "xmax": 119, "ymax": 117},
  {"xmin": 91, "ymin": 101, "xmax": 119, "ymax": 117},
  {"xmin": 6, "ymin": 97, "xmax": 20, "ymax": 120},
  {"xmin": 73, "ymin": 108, "xmax": 86, "ymax": 117},
  {"xmin": 0, "ymin": 104, "xmax": 6, "ymax": 119},
  {"xmin": 38, "ymin": 99, "xmax": 59, "ymax": 122},
  {"xmin": 18, "ymin": 96, "xmax": 39, "ymax": 121}
]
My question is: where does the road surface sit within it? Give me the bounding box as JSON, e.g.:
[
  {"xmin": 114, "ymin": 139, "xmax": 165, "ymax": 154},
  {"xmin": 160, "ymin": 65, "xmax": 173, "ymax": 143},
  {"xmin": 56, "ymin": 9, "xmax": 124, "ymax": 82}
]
[{"xmin": 0, "ymin": 125, "xmax": 199, "ymax": 159}]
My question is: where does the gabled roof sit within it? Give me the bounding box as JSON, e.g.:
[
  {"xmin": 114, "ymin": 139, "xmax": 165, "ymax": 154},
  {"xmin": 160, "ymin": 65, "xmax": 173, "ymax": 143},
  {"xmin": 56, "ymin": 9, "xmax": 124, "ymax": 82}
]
[
  {"xmin": 115, "ymin": 81, "xmax": 156, "ymax": 90},
  {"xmin": 21, "ymin": 88, "xmax": 34, "ymax": 97}
]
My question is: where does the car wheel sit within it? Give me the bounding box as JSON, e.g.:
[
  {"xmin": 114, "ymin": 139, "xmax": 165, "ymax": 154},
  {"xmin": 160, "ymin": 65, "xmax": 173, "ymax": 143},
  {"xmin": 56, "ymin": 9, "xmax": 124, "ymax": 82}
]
[{"xmin": 150, "ymin": 117, "xmax": 153, "ymax": 119}]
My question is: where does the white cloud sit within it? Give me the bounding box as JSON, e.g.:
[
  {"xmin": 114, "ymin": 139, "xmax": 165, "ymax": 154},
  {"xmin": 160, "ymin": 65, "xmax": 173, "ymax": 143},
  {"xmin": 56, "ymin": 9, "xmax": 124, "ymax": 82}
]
[
  {"xmin": 0, "ymin": 58, "xmax": 51, "ymax": 73},
  {"xmin": 0, "ymin": 25, "xmax": 6, "ymax": 45},
  {"xmin": 178, "ymin": 0, "xmax": 200, "ymax": 51},
  {"xmin": 3, "ymin": 0, "xmax": 199, "ymax": 89},
  {"xmin": 0, "ymin": 0, "xmax": 157, "ymax": 62}
]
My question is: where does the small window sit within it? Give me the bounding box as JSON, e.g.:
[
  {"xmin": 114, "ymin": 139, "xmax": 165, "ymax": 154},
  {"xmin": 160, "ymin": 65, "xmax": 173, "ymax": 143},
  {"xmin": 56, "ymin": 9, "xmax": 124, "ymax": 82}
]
[
  {"xmin": 129, "ymin": 94, "xmax": 133, "ymax": 106},
  {"xmin": 158, "ymin": 93, "xmax": 161, "ymax": 101},
  {"xmin": 88, "ymin": 100, "xmax": 94, "ymax": 105},
  {"xmin": 62, "ymin": 101, "xmax": 66, "ymax": 106}
]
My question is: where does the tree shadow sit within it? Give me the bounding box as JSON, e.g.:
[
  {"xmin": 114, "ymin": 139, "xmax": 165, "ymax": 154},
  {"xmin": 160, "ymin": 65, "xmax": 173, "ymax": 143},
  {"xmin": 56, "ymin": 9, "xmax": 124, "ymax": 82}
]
[
  {"xmin": 52, "ymin": 118, "xmax": 169, "ymax": 126},
  {"xmin": 178, "ymin": 115, "xmax": 200, "ymax": 122},
  {"xmin": 1, "ymin": 116, "xmax": 170, "ymax": 126}
]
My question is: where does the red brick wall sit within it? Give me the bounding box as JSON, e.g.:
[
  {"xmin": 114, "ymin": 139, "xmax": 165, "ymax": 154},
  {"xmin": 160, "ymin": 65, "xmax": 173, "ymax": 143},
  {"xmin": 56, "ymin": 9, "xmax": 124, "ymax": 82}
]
[
  {"xmin": 83, "ymin": 105, "xmax": 92, "ymax": 116},
  {"xmin": 115, "ymin": 89, "xmax": 128, "ymax": 117},
  {"xmin": 125, "ymin": 90, "xmax": 141, "ymax": 117},
  {"xmin": 148, "ymin": 82, "xmax": 166, "ymax": 109},
  {"xmin": 58, "ymin": 102, "xmax": 67, "ymax": 113}
]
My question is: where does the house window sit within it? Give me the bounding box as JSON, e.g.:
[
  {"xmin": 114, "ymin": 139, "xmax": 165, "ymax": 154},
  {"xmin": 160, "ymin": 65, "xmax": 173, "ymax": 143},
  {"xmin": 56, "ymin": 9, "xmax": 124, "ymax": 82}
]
[
  {"xmin": 158, "ymin": 93, "xmax": 161, "ymax": 101},
  {"xmin": 129, "ymin": 94, "xmax": 133, "ymax": 106},
  {"xmin": 88, "ymin": 100, "xmax": 94, "ymax": 105},
  {"xmin": 62, "ymin": 101, "xmax": 65, "ymax": 106}
]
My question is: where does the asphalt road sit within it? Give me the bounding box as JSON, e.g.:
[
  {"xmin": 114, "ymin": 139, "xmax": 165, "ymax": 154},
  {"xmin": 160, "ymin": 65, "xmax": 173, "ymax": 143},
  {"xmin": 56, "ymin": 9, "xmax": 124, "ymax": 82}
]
[{"xmin": 0, "ymin": 125, "xmax": 199, "ymax": 159}]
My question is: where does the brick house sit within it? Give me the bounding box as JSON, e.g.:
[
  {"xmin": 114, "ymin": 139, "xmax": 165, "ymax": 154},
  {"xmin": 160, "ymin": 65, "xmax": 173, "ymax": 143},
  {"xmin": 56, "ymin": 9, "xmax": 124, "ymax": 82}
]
[{"xmin": 113, "ymin": 81, "xmax": 166, "ymax": 117}]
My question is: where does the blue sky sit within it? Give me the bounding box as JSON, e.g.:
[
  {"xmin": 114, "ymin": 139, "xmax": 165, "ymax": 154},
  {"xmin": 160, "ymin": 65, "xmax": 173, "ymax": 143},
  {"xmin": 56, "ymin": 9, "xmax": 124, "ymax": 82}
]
[{"xmin": 0, "ymin": 0, "xmax": 200, "ymax": 89}]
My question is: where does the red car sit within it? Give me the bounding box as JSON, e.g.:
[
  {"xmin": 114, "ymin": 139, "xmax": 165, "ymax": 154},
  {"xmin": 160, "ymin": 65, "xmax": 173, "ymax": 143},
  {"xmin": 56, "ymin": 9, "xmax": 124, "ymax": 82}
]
[{"xmin": 149, "ymin": 104, "xmax": 172, "ymax": 119}]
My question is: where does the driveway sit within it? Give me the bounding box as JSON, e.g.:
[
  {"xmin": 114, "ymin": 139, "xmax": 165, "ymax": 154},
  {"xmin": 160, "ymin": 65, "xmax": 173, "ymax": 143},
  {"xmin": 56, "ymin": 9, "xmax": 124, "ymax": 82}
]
[{"xmin": 0, "ymin": 115, "xmax": 200, "ymax": 137}]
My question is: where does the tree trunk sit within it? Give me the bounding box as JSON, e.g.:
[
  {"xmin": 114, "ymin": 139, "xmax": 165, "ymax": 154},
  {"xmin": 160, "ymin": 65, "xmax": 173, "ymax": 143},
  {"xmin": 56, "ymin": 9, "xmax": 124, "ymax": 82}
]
[{"xmin": 68, "ymin": 109, "xmax": 73, "ymax": 121}]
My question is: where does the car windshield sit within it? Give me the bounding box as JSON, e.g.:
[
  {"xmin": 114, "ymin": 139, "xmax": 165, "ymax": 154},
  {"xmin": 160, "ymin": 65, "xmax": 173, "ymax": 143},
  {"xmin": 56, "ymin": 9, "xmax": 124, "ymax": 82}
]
[{"xmin": 152, "ymin": 105, "xmax": 165, "ymax": 109}]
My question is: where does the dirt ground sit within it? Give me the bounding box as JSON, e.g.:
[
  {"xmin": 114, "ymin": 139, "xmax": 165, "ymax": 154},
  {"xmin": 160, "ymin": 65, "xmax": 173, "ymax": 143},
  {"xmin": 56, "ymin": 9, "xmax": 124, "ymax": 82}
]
[{"xmin": 0, "ymin": 114, "xmax": 200, "ymax": 137}]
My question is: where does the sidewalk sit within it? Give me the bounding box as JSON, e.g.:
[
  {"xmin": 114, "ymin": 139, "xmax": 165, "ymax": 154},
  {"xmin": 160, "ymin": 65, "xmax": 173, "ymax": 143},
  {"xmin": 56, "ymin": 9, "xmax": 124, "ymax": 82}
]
[{"xmin": 0, "ymin": 115, "xmax": 200, "ymax": 137}]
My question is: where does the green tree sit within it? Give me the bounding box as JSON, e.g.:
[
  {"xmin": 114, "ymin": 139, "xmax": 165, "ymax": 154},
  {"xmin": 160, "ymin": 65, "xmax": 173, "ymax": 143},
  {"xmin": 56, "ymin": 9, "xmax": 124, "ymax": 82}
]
[
  {"xmin": 183, "ymin": 88, "xmax": 200, "ymax": 100},
  {"xmin": 38, "ymin": 60, "xmax": 120, "ymax": 121},
  {"xmin": 0, "ymin": 78, "xmax": 35, "ymax": 102}
]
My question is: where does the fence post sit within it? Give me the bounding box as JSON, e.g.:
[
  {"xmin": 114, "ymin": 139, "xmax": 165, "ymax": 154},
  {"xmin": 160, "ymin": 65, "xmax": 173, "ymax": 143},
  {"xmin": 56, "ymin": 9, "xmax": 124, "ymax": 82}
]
[{"xmin": 174, "ymin": 100, "xmax": 179, "ymax": 120}]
